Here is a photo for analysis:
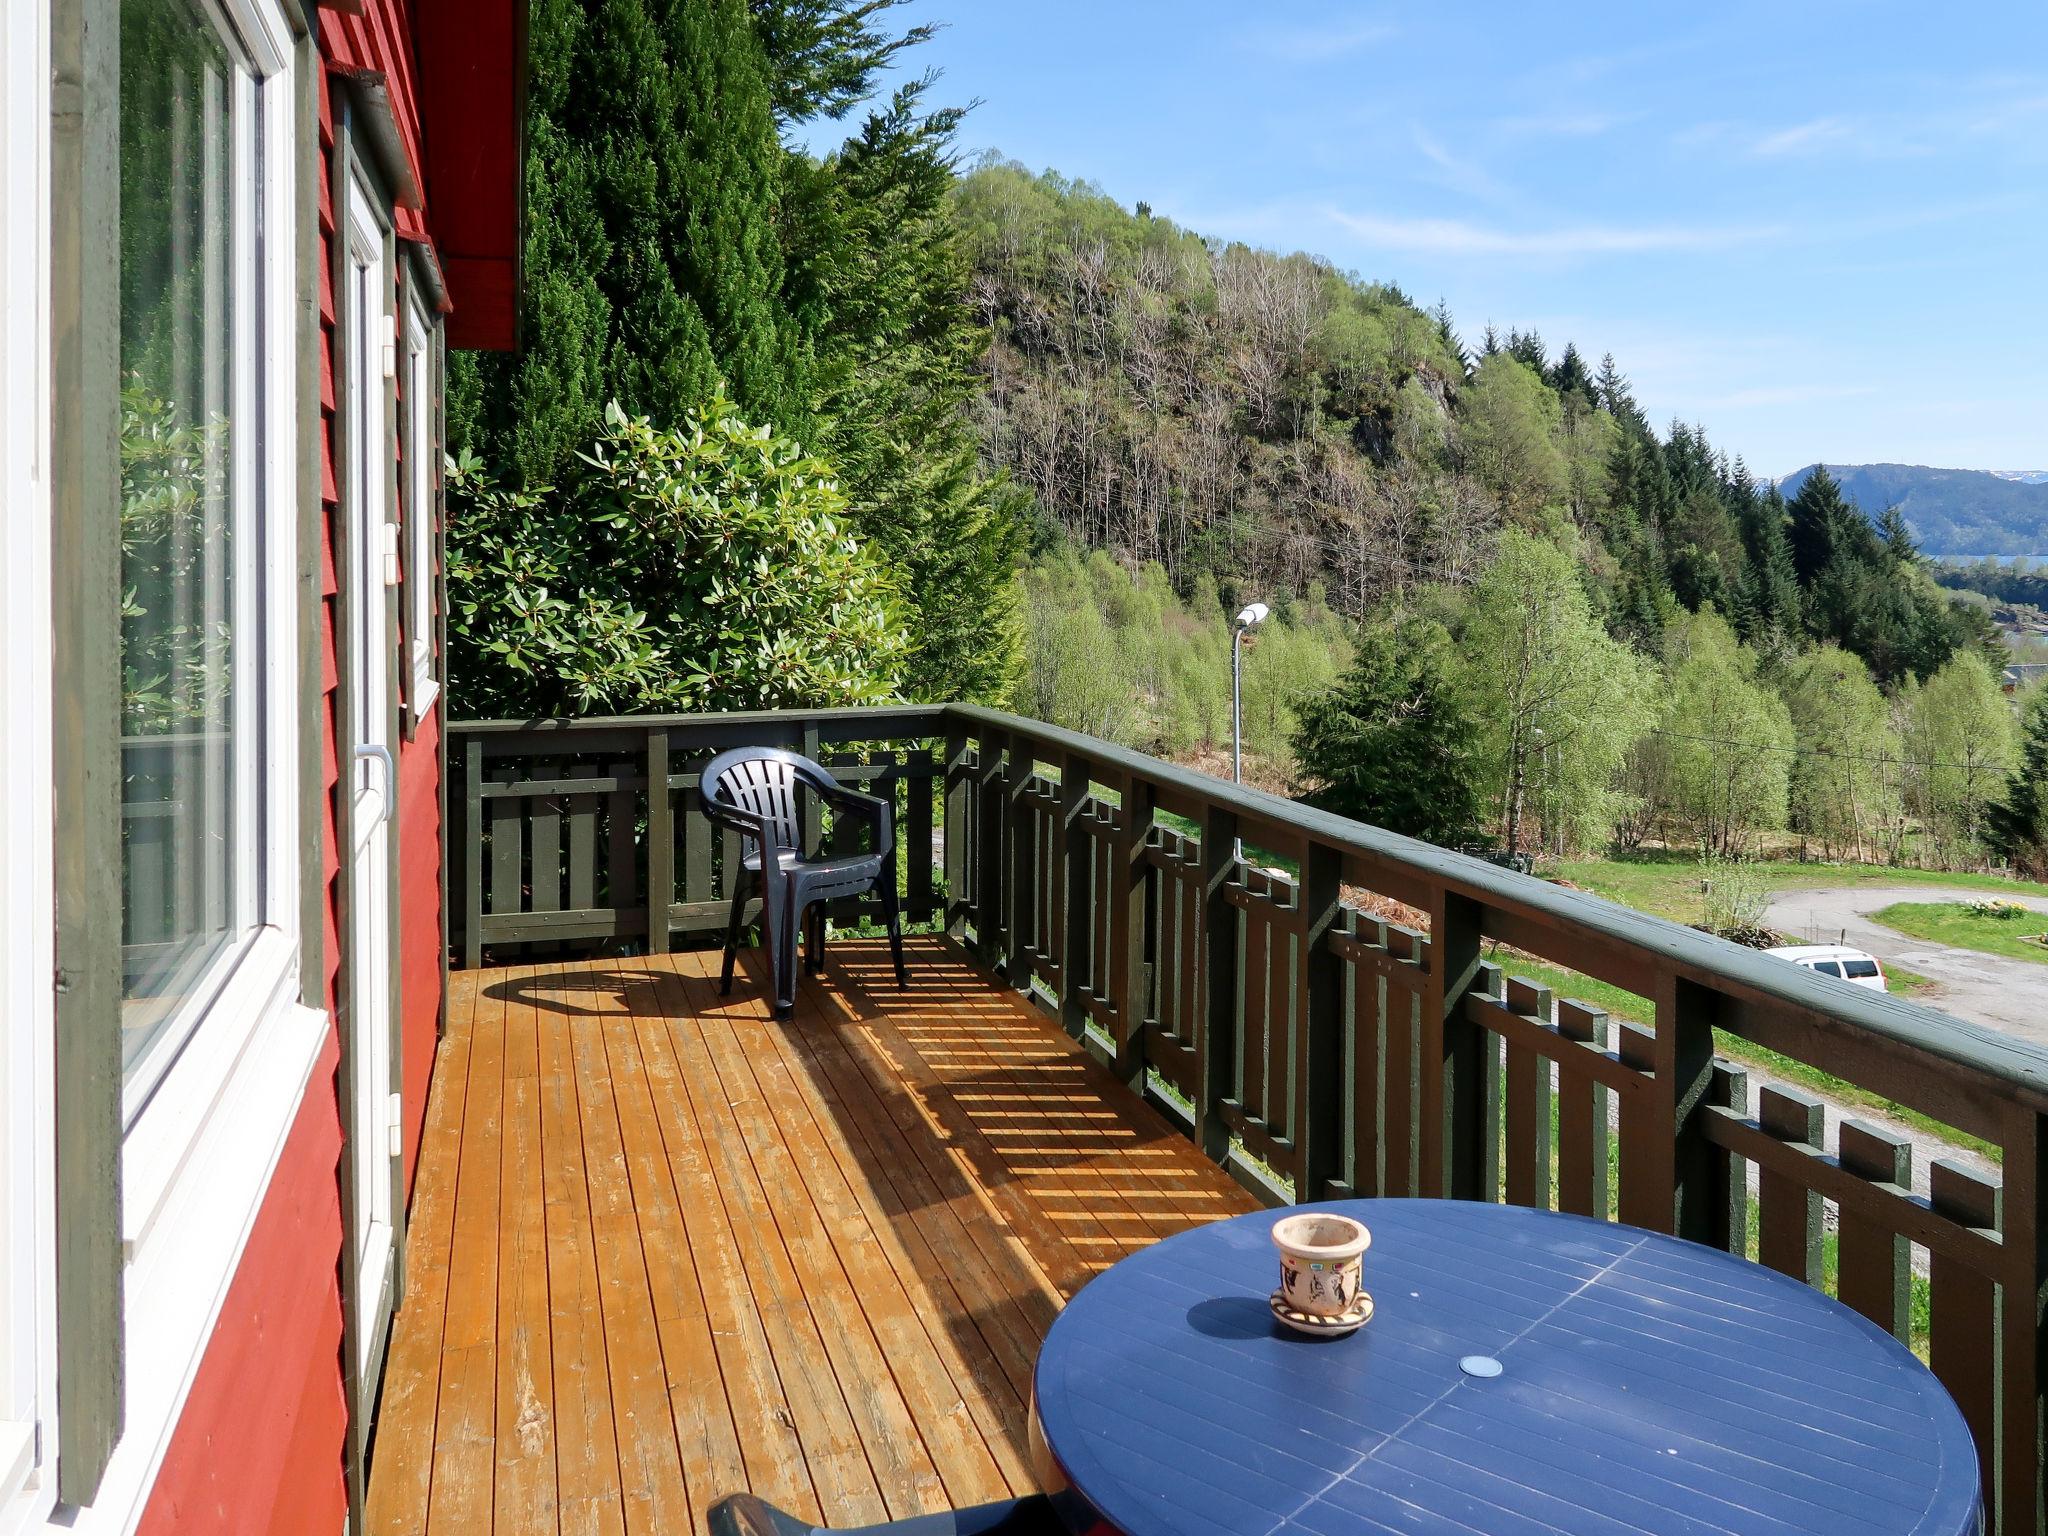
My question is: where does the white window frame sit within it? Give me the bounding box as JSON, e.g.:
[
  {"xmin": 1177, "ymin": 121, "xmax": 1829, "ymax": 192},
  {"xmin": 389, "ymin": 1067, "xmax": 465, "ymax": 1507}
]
[
  {"xmin": 11, "ymin": 1, "xmax": 329, "ymax": 1530},
  {"xmin": 1, "ymin": 1, "xmax": 58, "ymax": 1526},
  {"xmin": 404, "ymin": 289, "xmax": 439, "ymax": 718}
]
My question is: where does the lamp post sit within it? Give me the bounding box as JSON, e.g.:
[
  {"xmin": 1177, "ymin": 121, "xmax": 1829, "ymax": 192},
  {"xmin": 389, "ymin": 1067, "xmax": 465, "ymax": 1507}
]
[
  {"xmin": 1231, "ymin": 602, "xmax": 1269, "ymax": 787},
  {"xmin": 1231, "ymin": 602, "xmax": 1268, "ymax": 868}
]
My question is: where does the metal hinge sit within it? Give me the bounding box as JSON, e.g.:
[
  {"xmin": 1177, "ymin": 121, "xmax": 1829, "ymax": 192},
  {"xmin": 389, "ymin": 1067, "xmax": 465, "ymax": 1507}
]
[
  {"xmin": 387, "ymin": 1092, "xmax": 404, "ymax": 1158},
  {"xmin": 379, "ymin": 313, "xmax": 397, "ymax": 380},
  {"xmin": 381, "ymin": 521, "xmax": 400, "ymax": 587}
]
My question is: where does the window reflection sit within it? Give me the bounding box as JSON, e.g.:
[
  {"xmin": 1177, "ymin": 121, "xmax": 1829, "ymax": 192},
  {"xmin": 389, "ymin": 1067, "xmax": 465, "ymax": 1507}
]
[{"xmin": 118, "ymin": 0, "xmax": 242, "ymax": 1080}]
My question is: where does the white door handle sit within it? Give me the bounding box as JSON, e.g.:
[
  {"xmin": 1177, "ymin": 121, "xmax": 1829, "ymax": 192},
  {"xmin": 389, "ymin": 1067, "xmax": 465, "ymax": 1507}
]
[{"xmin": 354, "ymin": 742, "xmax": 395, "ymax": 833}]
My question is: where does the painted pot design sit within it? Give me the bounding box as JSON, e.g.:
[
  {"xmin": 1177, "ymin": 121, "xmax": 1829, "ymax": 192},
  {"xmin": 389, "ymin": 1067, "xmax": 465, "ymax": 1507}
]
[{"xmin": 1271, "ymin": 1212, "xmax": 1371, "ymax": 1318}]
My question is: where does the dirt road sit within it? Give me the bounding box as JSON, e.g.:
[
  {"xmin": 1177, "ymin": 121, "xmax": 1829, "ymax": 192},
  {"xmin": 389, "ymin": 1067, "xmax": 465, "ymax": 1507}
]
[{"xmin": 1763, "ymin": 885, "xmax": 2048, "ymax": 1046}]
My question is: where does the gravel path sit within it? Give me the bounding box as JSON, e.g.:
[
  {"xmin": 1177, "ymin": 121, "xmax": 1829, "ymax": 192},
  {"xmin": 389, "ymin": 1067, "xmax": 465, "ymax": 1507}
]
[{"xmin": 1764, "ymin": 885, "xmax": 2048, "ymax": 1046}]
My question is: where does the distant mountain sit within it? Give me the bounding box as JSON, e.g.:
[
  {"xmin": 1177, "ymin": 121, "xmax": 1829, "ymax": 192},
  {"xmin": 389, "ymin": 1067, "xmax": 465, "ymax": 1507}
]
[{"xmin": 1777, "ymin": 463, "xmax": 2048, "ymax": 556}]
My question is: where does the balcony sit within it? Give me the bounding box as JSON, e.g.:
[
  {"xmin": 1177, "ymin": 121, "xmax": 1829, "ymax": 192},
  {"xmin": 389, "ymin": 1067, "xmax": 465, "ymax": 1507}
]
[{"xmin": 371, "ymin": 704, "xmax": 2048, "ymax": 1533}]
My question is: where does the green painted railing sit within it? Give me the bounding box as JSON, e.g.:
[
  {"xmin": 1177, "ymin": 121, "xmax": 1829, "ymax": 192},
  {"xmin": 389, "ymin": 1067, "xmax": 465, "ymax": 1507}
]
[{"xmin": 449, "ymin": 702, "xmax": 2047, "ymax": 1531}]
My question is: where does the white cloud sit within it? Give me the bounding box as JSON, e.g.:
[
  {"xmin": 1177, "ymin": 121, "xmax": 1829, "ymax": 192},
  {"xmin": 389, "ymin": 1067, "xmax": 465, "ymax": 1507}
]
[
  {"xmin": 1752, "ymin": 116, "xmax": 1854, "ymax": 157},
  {"xmin": 1323, "ymin": 210, "xmax": 1783, "ymax": 257},
  {"xmin": 1409, "ymin": 128, "xmax": 1515, "ymax": 207},
  {"xmin": 1694, "ymin": 383, "xmax": 1880, "ymax": 410}
]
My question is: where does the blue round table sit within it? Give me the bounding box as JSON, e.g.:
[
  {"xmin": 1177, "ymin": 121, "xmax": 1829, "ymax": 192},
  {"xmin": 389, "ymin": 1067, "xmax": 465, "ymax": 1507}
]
[{"xmin": 1032, "ymin": 1200, "xmax": 1981, "ymax": 1536}]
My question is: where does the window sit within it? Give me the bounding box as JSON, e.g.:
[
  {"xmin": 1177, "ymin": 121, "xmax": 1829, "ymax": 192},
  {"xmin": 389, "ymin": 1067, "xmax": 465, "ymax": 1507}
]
[
  {"xmin": 117, "ymin": 1, "xmax": 250, "ymax": 1092},
  {"xmin": 1843, "ymin": 958, "xmax": 1880, "ymax": 980},
  {"xmin": 1814, "ymin": 960, "xmax": 1844, "ymax": 978},
  {"xmin": 404, "ymin": 289, "xmax": 439, "ymax": 717}
]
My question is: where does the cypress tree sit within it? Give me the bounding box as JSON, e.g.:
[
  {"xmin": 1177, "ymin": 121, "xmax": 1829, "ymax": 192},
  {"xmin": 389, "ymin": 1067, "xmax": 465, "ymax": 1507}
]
[{"xmin": 450, "ymin": 0, "xmax": 799, "ymax": 489}]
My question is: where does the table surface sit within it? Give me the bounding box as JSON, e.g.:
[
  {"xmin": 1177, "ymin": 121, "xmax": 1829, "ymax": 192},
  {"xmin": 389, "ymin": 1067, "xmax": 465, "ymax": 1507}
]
[{"xmin": 1032, "ymin": 1200, "xmax": 1981, "ymax": 1536}]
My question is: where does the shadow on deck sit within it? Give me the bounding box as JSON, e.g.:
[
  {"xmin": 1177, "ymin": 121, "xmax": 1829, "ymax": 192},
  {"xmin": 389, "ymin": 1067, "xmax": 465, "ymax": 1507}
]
[{"xmin": 363, "ymin": 937, "xmax": 1256, "ymax": 1535}]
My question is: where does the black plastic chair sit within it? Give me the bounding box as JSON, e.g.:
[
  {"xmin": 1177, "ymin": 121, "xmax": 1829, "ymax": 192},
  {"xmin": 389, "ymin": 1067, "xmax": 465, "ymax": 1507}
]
[
  {"xmin": 700, "ymin": 746, "xmax": 908, "ymax": 1019},
  {"xmin": 706, "ymin": 1493, "xmax": 1061, "ymax": 1536}
]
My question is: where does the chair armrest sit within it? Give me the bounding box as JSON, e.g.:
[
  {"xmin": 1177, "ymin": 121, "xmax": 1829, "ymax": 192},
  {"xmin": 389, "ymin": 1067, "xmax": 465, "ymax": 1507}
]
[
  {"xmin": 814, "ymin": 782, "xmax": 894, "ymax": 856},
  {"xmin": 702, "ymin": 798, "xmax": 792, "ymax": 851}
]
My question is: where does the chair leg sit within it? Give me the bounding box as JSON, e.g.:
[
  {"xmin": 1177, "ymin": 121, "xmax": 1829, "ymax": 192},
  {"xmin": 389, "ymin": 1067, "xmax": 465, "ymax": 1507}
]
[
  {"xmin": 805, "ymin": 902, "xmax": 825, "ymax": 975},
  {"xmin": 771, "ymin": 887, "xmax": 799, "ymax": 1020},
  {"xmin": 721, "ymin": 874, "xmax": 753, "ymax": 996},
  {"xmin": 882, "ymin": 863, "xmax": 908, "ymax": 987}
]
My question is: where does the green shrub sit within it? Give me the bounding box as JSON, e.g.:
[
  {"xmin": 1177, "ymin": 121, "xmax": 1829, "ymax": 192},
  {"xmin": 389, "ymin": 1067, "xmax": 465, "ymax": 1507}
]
[{"xmin": 448, "ymin": 398, "xmax": 909, "ymax": 717}]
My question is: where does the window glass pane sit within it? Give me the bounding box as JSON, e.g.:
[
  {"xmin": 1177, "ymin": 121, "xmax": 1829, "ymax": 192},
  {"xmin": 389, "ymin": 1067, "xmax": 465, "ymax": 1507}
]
[
  {"xmin": 1844, "ymin": 959, "xmax": 1879, "ymax": 979},
  {"xmin": 118, "ymin": 0, "xmax": 241, "ymax": 1079},
  {"xmin": 1815, "ymin": 961, "xmax": 1843, "ymax": 978}
]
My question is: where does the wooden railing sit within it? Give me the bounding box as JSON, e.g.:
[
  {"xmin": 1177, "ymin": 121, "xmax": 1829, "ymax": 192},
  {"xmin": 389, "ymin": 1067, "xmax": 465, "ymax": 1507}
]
[{"xmin": 450, "ymin": 703, "xmax": 2048, "ymax": 1531}]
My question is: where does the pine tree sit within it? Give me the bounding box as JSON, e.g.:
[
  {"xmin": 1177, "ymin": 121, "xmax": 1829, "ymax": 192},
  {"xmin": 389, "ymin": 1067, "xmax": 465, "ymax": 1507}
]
[
  {"xmin": 785, "ymin": 81, "xmax": 1023, "ymax": 700},
  {"xmin": 1549, "ymin": 342, "xmax": 1593, "ymax": 400},
  {"xmin": 1877, "ymin": 504, "xmax": 1919, "ymax": 563},
  {"xmin": 1786, "ymin": 465, "xmax": 1858, "ymax": 585},
  {"xmin": 1593, "ymin": 351, "xmax": 1640, "ymax": 428}
]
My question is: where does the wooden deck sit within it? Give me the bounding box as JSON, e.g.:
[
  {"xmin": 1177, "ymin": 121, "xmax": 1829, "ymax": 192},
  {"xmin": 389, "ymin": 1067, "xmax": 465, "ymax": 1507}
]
[{"xmin": 362, "ymin": 938, "xmax": 1257, "ymax": 1535}]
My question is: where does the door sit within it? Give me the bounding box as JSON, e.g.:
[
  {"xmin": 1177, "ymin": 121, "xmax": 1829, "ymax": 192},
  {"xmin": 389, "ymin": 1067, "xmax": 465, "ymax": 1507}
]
[{"xmin": 344, "ymin": 169, "xmax": 399, "ymax": 1382}]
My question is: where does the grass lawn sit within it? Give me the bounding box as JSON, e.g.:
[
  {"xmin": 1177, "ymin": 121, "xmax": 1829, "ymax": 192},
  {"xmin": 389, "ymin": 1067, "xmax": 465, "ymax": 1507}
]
[
  {"xmin": 1872, "ymin": 901, "xmax": 2048, "ymax": 966},
  {"xmin": 1554, "ymin": 850, "xmax": 2048, "ymax": 927}
]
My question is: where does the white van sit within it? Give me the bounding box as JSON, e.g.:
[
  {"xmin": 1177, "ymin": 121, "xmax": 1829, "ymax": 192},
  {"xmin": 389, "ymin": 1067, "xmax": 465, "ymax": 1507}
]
[{"xmin": 1766, "ymin": 944, "xmax": 1888, "ymax": 993}]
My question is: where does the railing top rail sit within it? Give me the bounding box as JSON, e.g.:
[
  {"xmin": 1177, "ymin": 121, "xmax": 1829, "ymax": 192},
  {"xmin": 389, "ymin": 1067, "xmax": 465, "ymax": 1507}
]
[
  {"xmin": 450, "ymin": 703, "xmax": 950, "ymax": 737},
  {"xmin": 940, "ymin": 702, "xmax": 2048, "ymax": 1110}
]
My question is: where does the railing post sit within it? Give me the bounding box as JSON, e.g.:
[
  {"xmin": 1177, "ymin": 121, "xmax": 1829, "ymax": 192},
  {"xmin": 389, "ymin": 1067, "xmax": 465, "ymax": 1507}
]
[
  {"xmin": 1656, "ymin": 973, "xmax": 1721, "ymax": 1241},
  {"xmin": 1004, "ymin": 738, "xmax": 1037, "ymax": 997},
  {"xmin": 1997, "ymin": 1104, "xmax": 2046, "ymax": 1536},
  {"xmin": 944, "ymin": 730, "xmax": 971, "ymax": 938},
  {"xmin": 462, "ymin": 733, "xmax": 483, "ymax": 970},
  {"xmin": 1196, "ymin": 807, "xmax": 1239, "ymax": 1166},
  {"xmin": 974, "ymin": 730, "xmax": 1007, "ymax": 967},
  {"xmin": 1108, "ymin": 770, "xmax": 1155, "ymax": 1091},
  {"xmin": 1295, "ymin": 843, "xmax": 1344, "ymax": 1201},
  {"xmin": 1424, "ymin": 889, "xmax": 1487, "ymax": 1200},
  {"xmin": 1058, "ymin": 752, "xmax": 1090, "ymax": 1041},
  {"xmin": 645, "ymin": 727, "xmax": 672, "ymax": 954}
]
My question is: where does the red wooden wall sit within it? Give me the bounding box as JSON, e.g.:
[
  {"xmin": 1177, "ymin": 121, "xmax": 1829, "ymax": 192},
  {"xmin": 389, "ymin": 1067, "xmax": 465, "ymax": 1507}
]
[{"xmin": 135, "ymin": 3, "xmax": 444, "ymax": 1529}]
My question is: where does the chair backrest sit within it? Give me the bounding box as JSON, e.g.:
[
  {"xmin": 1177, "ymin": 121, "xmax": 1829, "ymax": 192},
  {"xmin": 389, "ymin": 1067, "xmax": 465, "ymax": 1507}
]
[{"xmin": 701, "ymin": 746, "xmax": 836, "ymax": 855}]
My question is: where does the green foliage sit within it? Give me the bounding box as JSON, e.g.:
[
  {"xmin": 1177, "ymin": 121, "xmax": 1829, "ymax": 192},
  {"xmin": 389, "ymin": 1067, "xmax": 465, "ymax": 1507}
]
[
  {"xmin": 1459, "ymin": 353, "xmax": 1569, "ymax": 524},
  {"xmin": 1653, "ymin": 608, "xmax": 1793, "ymax": 856},
  {"xmin": 452, "ymin": 0, "xmax": 801, "ymax": 491},
  {"xmin": 1988, "ymin": 688, "xmax": 2048, "ymax": 878},
  {"xmin": 1900, "ymin": 651, "xmax": 2018, "ymax": 865},
  {"xmin": 1015, "ymin": 547, "xmax": 1349, "ymax": 775},
  {"xmin": 1780, "ymin": 645, "xmax": 1903, "ymax": 862},
  {"xmin": 1292, "ymin": 611, "xmax": 1482, "ymax": 844},
  {"xmin": 447, "ymin": 399, "xmax": 908, "ymax": 717},
  {"xmin": 785, "ymin": 85, "xmax": 1023, "ymax": 701},
  {"xmin": 1455, "ymin": 531, "xmax": 1657, "ymax": 853}
]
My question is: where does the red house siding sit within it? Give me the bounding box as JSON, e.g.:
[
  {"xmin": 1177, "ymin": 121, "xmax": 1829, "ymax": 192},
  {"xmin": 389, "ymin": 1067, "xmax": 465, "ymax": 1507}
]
[{"xmin": 135, "ymin": 4, "xmax": 446, "ymax": 1527}]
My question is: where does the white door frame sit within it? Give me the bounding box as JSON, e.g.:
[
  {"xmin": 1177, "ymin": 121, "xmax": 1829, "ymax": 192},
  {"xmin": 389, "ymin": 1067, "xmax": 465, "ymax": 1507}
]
[{"xmin": 342, "ymin": 161, "xmax": 400, "ymax": 1387}]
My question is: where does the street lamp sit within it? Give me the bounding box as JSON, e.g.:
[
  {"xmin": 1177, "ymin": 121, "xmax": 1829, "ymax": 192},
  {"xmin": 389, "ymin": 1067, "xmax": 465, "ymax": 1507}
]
[{"xmin": 1231, "ymin": 602, "xmax": 1269, "ymax": 787}]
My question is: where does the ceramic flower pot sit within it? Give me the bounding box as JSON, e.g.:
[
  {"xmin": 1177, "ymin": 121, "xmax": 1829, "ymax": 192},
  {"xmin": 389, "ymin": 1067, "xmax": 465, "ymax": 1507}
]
[{"xmin": 1271, "ymin": 1212, "xmax": 1371, "ymax": 1326}]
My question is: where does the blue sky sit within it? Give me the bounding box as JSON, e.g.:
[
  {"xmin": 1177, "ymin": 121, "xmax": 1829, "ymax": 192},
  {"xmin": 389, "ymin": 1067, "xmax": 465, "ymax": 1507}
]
[{"xmin": 800, "ymin": 1, "xmax": 2046, "ymax": 480}]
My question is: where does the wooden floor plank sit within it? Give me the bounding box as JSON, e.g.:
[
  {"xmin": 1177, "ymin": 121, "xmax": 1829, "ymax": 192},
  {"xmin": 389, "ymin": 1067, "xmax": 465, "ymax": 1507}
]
[
  {"xmin": 621, "ymin": 961, "xmax": 819, "ymax": 1526},
  {"xmin": 496, "ymin": 967, "xmax": 560, "ymax": 1534},
  {"xmin": 676, "ymin": 960, "xmax": 1018, "ymax": 1508},
  {"xmin": 656, "ymin": 970, "xmax": 898, "ymax": 1526},
  {"xmin": 367, "ymin": 938, "xmax": 1256, "ymax": 1536},
  {"xmin": 756, "ymin": 968, "xmax": 1047, "ymax": 1482},
  {"xmin": 535, "ymin": 981, "xmax": 626, "ymax": 1536},
  {"xmin": 422, "ymin": 965, "xmax": 510, "ymax": 1535},
  {"xmin": 569, "ymin": 987, "xmax": 694, "ymax": 1535},
  {"xmin": 364, "ymin": 968, "xmax": 475, "ymax": 1536}
]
